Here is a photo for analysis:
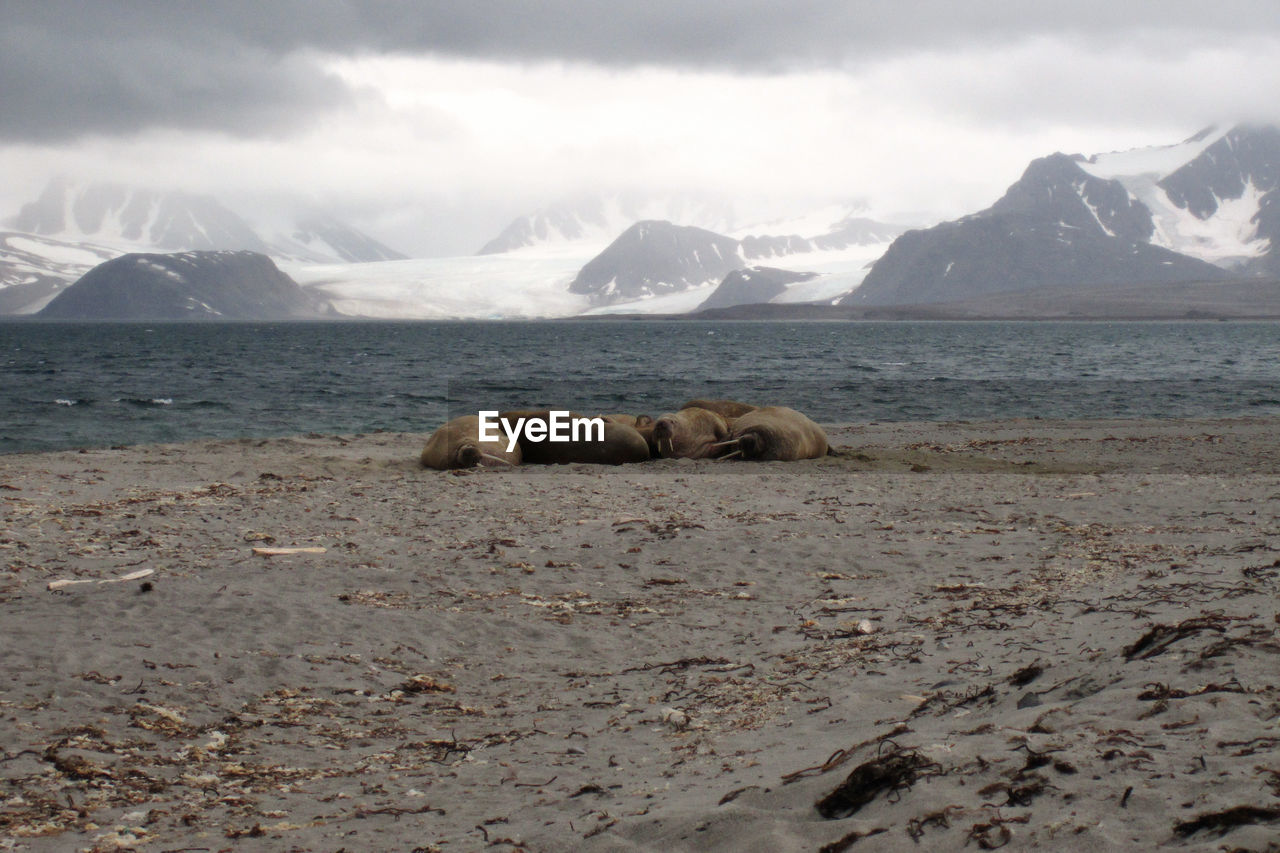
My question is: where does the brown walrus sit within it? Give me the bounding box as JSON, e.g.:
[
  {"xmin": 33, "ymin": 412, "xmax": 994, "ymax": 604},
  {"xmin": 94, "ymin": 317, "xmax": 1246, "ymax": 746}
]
[
  {"xmin": 601, "ymin": 413, "xmax": 653, "ymax": 428},
  {"xmin": 419, "ymin": 415, "xmax": 521, "ymax": 470},
  {"xmin": 651, "ymin": 406, "xmax": 731, "ymax": 459},
  {"xmin": 680, "ymin": 399, "xmax": 758, "ymax": 420},
  {"xmin": 716, "ymin": 406, "xmax": 829, "ymax": 461},
  {"xmin": 497, "ymin": 409, "xmax": 650, "ymax": 465}
]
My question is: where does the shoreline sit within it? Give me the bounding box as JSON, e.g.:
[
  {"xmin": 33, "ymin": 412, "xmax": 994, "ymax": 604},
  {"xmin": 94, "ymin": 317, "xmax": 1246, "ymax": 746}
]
[{"xmin": 2, "ymin": 417, "xmax": 1278, "ymax": 851}]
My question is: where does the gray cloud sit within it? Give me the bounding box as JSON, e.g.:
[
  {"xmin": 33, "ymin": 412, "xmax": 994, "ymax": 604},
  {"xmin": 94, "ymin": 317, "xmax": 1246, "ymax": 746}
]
[
  {"xmin": 5, "ymin": 0, "xmax": 1280, "ymax": 142},
  {"xmin": 1, "ymin": 16, "xmax": 354, "ymax": 142}
]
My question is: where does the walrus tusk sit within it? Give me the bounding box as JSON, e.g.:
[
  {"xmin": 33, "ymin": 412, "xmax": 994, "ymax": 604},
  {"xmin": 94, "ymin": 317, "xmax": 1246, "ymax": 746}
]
[
  {"xmin": 719, "ymin": 450, "xmax": 743, "ymax": 460},
  {"xmin": 709, "ymin": 439, "xmax": 740, "ymax": 450},
  {"xmin": 479, "ymin": 452, "xmax": 516, "ymax": 467}
]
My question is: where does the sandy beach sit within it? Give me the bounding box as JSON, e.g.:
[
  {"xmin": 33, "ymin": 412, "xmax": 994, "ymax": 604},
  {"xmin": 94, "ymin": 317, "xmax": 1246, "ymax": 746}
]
[{"xmin": 2, "ymin": 417, "xmax": 1279, "ymax": 852}]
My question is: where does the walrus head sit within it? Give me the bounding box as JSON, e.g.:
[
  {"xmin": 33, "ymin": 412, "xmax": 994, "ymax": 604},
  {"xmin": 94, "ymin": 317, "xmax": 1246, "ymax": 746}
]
[
  {"xmin": 735, "ymin": 432, "xmax": 764, "ymax": 459},
  {"xmin": 652, "ymin": 408, "xmax": 729, "ymax": 459},
  {"xmin": 456, "ymin": 444, "xmax": 483, "ymax": 468}
]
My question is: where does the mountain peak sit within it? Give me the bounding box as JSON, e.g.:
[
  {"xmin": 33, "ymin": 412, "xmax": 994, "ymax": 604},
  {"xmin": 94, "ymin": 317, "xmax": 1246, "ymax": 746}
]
[
  {"xmin": 38, "ymin": 250, "xmax": 324, "ymax": 321},
  {"xmin": 9, "ymin": 178, "xmax": 406, "ymax": 265}
]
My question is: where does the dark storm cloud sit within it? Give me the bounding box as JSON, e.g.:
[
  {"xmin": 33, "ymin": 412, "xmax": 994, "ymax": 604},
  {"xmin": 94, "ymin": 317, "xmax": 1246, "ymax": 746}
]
[{"xmin": 5, "ymin": 0, "xmax": 1280, "ymax": 142}]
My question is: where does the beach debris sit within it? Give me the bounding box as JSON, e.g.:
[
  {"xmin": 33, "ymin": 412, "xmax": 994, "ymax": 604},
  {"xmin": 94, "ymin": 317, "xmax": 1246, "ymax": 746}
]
[
  {"xmin": 660, "ymin": 708, "xmax": 691, "ymax": 731},
  {"xmin": 47, "ymin": 568, "xmax": 154, "ymax": 591},
  {"xmin": 1007, "ymin": 662, "xmax": 1046, "ymax": 687},
  {"xmin": 1173, "ymin": 804, "xmax": 1280, "ymax": 838},
  {"xmin": 393, "ymin": 675, "xmax": 456, "ymax": 695},
  {"xmin": 817, "ymin": 826, "xmax": 889, "ymax": 853},
  {"xmin": 252, "ymin": 546, "xmax": 327, "ymax": 556},
  {"xmin": 965, "ymin": 813, "xmax": 1028, "ymax": 849},
  {"xmin": 906, "ymin": 805, "xmax": 963, "ymax": 842},
  {"xmin": 814, "ymin": 745, "xmax": 942, "ymax": 819},
  {"xmin": 1122, "ymin": 614, "xmax": 1230, "ymax": 660}
]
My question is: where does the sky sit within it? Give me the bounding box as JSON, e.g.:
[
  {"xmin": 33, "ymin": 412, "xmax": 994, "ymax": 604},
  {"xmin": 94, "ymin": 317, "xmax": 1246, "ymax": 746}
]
[{"xmin": 4, "ymin": 1, "xmax": 1280, "ymax": 257}]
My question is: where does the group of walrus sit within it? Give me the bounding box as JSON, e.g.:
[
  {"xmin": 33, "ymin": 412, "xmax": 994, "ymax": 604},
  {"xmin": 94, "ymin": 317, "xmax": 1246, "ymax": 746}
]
[{"xmin": 420, "ymin": 399, "xmax": 831, "ymax": 469}]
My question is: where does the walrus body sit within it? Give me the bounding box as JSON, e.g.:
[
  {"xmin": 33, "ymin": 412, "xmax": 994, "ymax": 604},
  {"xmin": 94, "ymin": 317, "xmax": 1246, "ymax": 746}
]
[
  {"xmin": 680, "ymin": 399, "xmax": 758, "ymax": 420},
  {"xmin": 499, "ymin": 410, "xmax": 650, "ymax": 465},
  {"xmin": 420, "ymin": 415, "xmax": 521, "ymax": 470},
  {"xmin": 721, "ymin": 406, "xmax": 828, "ymax": 461},
  {"xmin": 651, "ymin": 407, "xmax": 731, "ymax": 459},
  {"xmin": 602, "ymin": 413, "xmax": 653, "ymax": 429}
]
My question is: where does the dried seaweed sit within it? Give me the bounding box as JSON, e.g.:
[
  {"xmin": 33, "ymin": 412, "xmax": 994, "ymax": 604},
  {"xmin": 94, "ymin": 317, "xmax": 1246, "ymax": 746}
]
[
  {"xmin": 1007, "ymin": 662, "xmax": 1046, "ymax": 687},
  {"xmin": 814, "ymin": 745, "xmax": 941, "ymax": 820},
  {"xmin": 1122, "ymin": 615, "xmax": 1230, "ymax": 661},
  {"xmin": 1173, "ymin": 805, "xmax": 1280, "ymax": 837},
  {"xmin": 817, "ymin": 826, "xmax": 888, "ymax": 852}
]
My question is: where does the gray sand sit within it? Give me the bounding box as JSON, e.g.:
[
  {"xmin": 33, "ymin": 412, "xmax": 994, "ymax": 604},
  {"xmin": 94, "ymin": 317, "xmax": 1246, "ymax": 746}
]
[{"xmin": 1, "ymin": 418, "xmax": 1278, "ymax": 851}]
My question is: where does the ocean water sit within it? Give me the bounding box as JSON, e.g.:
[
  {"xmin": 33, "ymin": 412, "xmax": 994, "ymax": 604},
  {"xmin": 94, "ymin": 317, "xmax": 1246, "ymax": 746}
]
[{"xmin": 2, "ymin": 320, "xmax": 1279, "ymax": 454}]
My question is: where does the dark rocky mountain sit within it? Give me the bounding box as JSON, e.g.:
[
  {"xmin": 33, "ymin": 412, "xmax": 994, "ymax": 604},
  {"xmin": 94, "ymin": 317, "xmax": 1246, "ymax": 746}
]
[
  {"xmin": 38, "ymin": 251, "xmax": 325, "ymax": 321},
  {"xmin": 696, "ymin": 266, "xmax": 818, "ymax": 311},
  {"xmin": 569, "ymin": 221, "xmax": 743, "ymax": 303},
  {"xmin": 844, "ymin": 153, "xmax": 1231, "ymax": 306},
  {"xmin": 572, "ymin": 217, "xmax": 906, "ymax": 305}
]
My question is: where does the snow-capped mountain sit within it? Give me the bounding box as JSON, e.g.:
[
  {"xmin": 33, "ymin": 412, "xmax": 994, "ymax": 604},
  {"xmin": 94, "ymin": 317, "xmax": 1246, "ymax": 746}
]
[
  {"xmin": 0, "ymin": 179, "xmax": 407, "ymax": 314},
  {"xmin": 477, "ymin": 193, "xmax": 742, "ymax": 255},
  {"xmin": 568, "ymin": 216, "xmax": 906, "ymax": 306},
  {"xmin": 695, "ymin": 267, "xmax": 819, "ymax": 312},
  {"xmin": 0, "ymin": 231, "xmax": 120, "ymax": 314},
  {"xmin": 13, "ymin": 178, "xmax": 271, "ymax": 255},
  {"xmin": 569, "ymin": 221, "xmax": 743, "ymax": 303},
  {"xmin": 478, "ymin": 193, "xmax": 906, "ymax": 255},
  {"xmin": 844, "ymin": 125, "xmax": 1280, "ymax": 307},
  {"xmin": 271, "ymin": 212, "xmax": 407, "ymax": 264},
  {"xmin": 10, "ymin": 179, "xmax": 405, "ymax": 264},
  {"xmin": 1080, "ymin": 124, "xmax": 1280, "ymax": 273}
]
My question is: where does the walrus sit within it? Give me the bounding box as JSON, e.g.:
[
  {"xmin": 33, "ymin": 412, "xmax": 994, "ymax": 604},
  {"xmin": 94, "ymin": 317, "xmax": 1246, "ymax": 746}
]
[
  {"xmin": 680, "ymin": 399, "xmax": 758, "ymax": 420},
  {"xmin": 715, "ymin": 406, "xmax": 829, "ymax": 461},
  {"xmin": 420, "ymin": 415, "xmax": 521, "ymax": 470},
  {"xmin": 498, "ymin": 409, "xmax": 650, "ymax": 465},
  {"xmin": 602, "ymin": 413, "xmax": 654, "ymax": 429},
  {"xmin": 651, "ymin": 406, "xmax": 731, "ymax": 459}
]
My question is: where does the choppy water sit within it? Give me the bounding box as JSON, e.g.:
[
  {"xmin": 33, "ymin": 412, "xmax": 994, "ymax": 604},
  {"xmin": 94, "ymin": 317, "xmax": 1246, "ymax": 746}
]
[{"xmin": 3, "ymin": 319, "xmax": 1279, "ymax": 454}]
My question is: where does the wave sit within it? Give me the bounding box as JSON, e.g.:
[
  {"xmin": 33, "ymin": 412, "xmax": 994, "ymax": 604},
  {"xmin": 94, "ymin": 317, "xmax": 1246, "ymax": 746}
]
[{"xmin": 113, "ymin": 397, "xmax": 175, "ymax": 407}]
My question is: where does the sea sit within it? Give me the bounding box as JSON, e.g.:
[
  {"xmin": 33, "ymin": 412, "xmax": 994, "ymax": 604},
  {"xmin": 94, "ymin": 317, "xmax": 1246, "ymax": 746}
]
[{"xmin": 3, "ymin": 319, "xmax": 1280, "ymax": 455}]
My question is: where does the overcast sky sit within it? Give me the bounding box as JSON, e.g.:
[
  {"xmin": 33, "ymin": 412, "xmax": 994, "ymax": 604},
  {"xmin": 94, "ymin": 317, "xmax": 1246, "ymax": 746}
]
[{"xmin": 4, "ymin": 1, "xmax": 1280, "ymax": 256}]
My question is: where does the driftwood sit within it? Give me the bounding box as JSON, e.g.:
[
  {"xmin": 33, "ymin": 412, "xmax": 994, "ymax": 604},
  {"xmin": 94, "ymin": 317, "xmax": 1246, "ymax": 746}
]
[
  {"xmin": 47, "ymin": 568, "xmax": 155, "ymax": 591},
  {"xmin": 252, "ymin": 546, "xmax": 328, "ymax": 556}
]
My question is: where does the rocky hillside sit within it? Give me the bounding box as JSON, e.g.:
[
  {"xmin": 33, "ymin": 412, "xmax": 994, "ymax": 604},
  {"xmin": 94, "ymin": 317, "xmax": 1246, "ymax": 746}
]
[{"xmin": 38, "ymin": 251, "xmax": 325, "ymax": 321}]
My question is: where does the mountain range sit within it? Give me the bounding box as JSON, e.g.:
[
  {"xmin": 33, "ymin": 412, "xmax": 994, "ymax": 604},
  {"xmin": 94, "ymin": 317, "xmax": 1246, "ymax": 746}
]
[
  {"xmin": 4, "ymin": 124, "xmax": 1280, "ymax": 320},
  {"xmin": 0, "ymin": 179, "xmax": 406, "ymax": 314},
  {"xmin": 844, "ymin": 125, "xmax": 1278, "ymax": 308}
]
